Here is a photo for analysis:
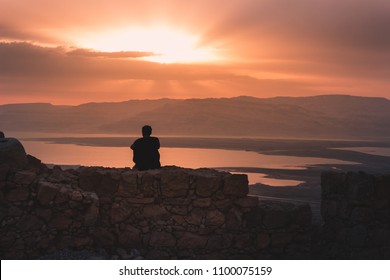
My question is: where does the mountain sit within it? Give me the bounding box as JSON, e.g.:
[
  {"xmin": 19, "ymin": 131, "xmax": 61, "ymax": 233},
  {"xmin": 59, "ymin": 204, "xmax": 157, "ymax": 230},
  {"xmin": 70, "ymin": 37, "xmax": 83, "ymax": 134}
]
[{"xmin": 1, "ymin": 95, "xmax": 390, "ymax": 140}]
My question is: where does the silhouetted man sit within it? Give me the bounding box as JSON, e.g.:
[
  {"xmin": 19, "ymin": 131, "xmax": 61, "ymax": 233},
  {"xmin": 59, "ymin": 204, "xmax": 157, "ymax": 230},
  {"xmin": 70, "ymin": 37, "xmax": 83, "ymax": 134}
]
[
  {"xmin": 131, "ymin": 125, "xmax": 161, "ymax": 171},
  {"xmin": 0, "ymin": 131, "xmax": 4, "ymax": 138}
]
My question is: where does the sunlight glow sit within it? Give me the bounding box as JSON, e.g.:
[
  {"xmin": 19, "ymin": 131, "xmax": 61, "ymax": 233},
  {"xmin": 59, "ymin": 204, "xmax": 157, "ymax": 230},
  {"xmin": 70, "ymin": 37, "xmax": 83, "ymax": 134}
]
[{"xmin": 73, "ymin": 26, "xmax": 220, "ymax": 63}]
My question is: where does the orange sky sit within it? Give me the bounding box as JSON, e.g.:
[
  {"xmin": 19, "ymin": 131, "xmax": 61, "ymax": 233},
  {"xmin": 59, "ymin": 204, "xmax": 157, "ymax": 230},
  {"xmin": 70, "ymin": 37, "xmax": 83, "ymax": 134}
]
[{"xmin": 1, "ymin": 0, "xmax": 390, "ymax": 104}]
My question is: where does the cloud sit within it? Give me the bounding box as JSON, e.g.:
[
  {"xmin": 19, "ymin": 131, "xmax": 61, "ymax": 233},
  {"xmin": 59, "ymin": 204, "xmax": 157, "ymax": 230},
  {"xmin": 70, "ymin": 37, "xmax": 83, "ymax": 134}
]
[{"xmin": 67, "ymin": 48, "xmax": 155, "ymax": 58}]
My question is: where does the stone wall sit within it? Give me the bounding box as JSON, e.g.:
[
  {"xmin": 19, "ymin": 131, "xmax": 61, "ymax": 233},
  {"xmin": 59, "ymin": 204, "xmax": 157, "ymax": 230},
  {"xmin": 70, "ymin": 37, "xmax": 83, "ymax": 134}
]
[
  {"xmin": 320, "ymin": 171, "xmax": 390, "ymax": 259},
  {"xmin": 0, "ymin": 162, "xmax": 311, "ymax": 259}
]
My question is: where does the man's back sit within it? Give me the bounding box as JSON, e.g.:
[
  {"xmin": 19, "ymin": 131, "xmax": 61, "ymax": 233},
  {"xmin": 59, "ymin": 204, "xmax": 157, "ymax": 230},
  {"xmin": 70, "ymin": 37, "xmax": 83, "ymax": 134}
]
[{"xmin": 131, "ymin": 136, "xmax": 161, "ymax": 171}]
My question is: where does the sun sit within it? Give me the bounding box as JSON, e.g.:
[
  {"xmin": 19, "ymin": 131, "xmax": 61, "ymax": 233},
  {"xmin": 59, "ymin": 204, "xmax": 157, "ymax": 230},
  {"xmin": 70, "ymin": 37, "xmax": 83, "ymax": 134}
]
[{"xmin": 72, "ymin": 26, "xmax": 220, "ymax": 64}]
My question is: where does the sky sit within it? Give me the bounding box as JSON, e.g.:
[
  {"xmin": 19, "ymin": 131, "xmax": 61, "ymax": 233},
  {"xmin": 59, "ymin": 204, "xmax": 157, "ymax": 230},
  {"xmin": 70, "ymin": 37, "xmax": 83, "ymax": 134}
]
[{"xmin": 1, "ymin": 0, "xmax": 390, "ymax": 104}]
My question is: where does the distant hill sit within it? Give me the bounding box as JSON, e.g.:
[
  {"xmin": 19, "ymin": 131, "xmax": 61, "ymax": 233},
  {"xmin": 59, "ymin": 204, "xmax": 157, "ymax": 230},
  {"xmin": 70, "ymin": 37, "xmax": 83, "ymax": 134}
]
[{"xmin": 1, "ymin": 95, "xmax": 390, "ymax": 140}]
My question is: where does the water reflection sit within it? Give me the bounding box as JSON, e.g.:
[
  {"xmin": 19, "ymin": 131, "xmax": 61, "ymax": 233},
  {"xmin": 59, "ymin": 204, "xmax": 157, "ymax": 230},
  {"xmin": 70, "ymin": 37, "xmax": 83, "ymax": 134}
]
[{"xmin": 21, "ymin": 141, "xmax": 355, "ymax": 186}]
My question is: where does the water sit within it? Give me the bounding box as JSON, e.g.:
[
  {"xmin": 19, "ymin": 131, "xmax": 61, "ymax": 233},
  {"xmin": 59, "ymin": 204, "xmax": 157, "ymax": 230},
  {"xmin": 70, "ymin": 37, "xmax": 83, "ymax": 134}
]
[
  {"xmin": 20, "ymin": 140, "xmax": 356, "ymax": 186},
  {"xmin": 333, "ymin": 147, "xmax": 390, "ymax": 157}
]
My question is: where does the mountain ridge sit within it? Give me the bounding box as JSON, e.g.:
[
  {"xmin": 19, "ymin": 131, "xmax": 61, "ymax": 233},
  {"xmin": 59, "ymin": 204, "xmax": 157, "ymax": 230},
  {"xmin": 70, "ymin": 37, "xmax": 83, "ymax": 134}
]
[{"xmin": 1, "ymin": 95, "xmax": 390, "ymax": 140}]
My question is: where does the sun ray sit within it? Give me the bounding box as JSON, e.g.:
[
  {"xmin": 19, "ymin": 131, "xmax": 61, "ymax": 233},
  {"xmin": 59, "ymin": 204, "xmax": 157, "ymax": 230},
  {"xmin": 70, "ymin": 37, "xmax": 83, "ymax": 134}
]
[{"xmin": 71, "ymin": 26, "xmax": 221, "ymax": 64}]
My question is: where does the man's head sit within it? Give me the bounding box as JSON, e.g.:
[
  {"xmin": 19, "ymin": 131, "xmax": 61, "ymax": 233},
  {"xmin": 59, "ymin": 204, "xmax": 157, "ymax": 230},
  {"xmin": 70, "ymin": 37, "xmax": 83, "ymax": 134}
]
[
  {"xmin": 0, "ymin": 131, "xmax": 4, "ymax": 138},
  {"xmin": 142, "ymin": 125, "xmax": 152, "ymax": 137}
]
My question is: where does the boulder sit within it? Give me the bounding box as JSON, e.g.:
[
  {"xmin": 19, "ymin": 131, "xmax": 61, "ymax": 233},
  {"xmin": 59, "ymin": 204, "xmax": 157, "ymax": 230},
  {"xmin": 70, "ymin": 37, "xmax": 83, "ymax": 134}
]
[{"xmin": 0, "ymin": 138, "xmax": 28, "ymax": 168}]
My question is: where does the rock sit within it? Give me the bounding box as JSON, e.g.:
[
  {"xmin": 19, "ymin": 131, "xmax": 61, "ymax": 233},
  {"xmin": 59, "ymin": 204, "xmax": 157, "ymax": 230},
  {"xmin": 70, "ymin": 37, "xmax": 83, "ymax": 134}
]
[
  {"xmin": 206, "ymin": 234, "xmax": 232, "ymax": 250},
  {"xmin": 233, "ymin": 233, "xmax": 255, "ymax": 249},
  {"xmin": 161, "ymin": 171, "xmax": 190, "ymax": 197},
  {"xmin": 177, "ymin": 233, "xmax": 208, "ymax": 249},
  {"xmin": 271, "ymin": 232, "xmax": 293, "ymax": 247},
  {"xmin": 192, "ymin": 198, "xmax": 211, "ymax": 208},
  {"xmin": 127, "ymin": 197, "xmax": 155, "ymax": 204},
  {"xmin": 49, "ymin": 214, "xmax": 72, "ymax": 230},
  {"xmin": 70, "ymin": 191, "xmax": 83, "ymax": 201},
  {"xmin": 223, "ymin": 174, "xmax": 248, "ymax": 197},
  {"xmin": 118, "ymin": 225, "xmax": 142, "ymax": 247},
  {"xmin": 0, "ymin": 138, "xmax": 28, "ymax": 168},
  {"xmin": 0, "ymin": 164, "xmax": 10, "ymax": 181},
  {"xmin": 118, "ymin": 172, "xmax": 138, "ymax": 196},
  {"xmin": 205, "ymin": 210, "xmax": 225, "ymax": 226},
  {"xmin": 37, "ymin": 181, "xmax": 59, "ymax": 205},
  {"xmin": 27, "ymin": 154, "xmax": 42, "ymax": 169},
  {"xmin": 17, "ymin": 215, "xmax": 43, "ymax": 231},
  {"xmin": 257, "ymin": 233, "xmax": 271, "ymax": 249},
  {"xmin": 185, "ymin": 208, "xmax": 204, "ymax": 225},
  {"xmin": 194, "ymin": 175, "xmax": 221, "ymax": 197},
  {"xmin": 14, "ymin": 171, "xmax": 37, "ymax": 186},
  {"xmin": 226, "ymin": 207, "xmax": 243, "ymax": 229},
  {"xmin": 111, "ymin": 201, "xmax": 134, "ymax": 224},
  {"xmin": 6, "ymin": 188, "xmax": 29, "ymax": 201},
  {"xmin": 142, "ymin": 205, "xmax": 169, "ymax": 219},
  {"xmin": 149, "ymin": 231, "xmax": 176, "ymax": 247}
]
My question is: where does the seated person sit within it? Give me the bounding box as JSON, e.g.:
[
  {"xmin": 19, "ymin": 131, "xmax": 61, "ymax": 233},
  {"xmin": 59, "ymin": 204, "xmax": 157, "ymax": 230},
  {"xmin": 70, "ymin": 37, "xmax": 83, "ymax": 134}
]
[{"xmin": 130, "ymin": 125, "xmax": 161, "ymax": 171}]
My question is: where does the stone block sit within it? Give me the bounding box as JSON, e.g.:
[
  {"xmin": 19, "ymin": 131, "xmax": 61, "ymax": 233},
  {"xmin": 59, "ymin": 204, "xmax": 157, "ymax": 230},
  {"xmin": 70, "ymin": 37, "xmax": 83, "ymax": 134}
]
[
  {"xmin": 0, "ymin": 164, "xmax": 10, "ymax": 181},
  {"xmin": 192, "ymin": 198, "xmax": 211, "ymax": 208},
  {"xmin": 118, "ymin": 225, "xmax": 142, "ymax": 247},
  {"xmin": 271, "ymin": 232, "xmax": 293, "ymax": 247},
  {"xmin": 161, "ymin": 171, "xmax": 190, "ymax": 197},
  {"xmin": 14, "ymin": 171, "xmax": 37, "ymax": 186},
  {"xmin": 206, "ymin": 234, "xmax": 232, "ymax": 250},
  {"xmin": 143, "ymin": 205, "xmax": 170, "ymax": 219},
  {"xmin": 111, "ymin": 201, "xmax": 134, "ymax": 224},
  {"xmin": 194, "ymin": 175, "xmax": 221, "ymax": 197},
  {"xmin": 149, "ymin": 231, "xmax": 176, "ymax": 247},
  {"xmin": 226, "ymin": 207, "xmax": 243, "ymax": 229},
  {"xmin": 257, "ymin": 233, "xmax": 271, "ymax": 249},
  {"xmin": 6, "ymin": 188, "xmax": 29, "ymax": 202},
  {"xmin": 37, "ymin": 181, "xmax": 59, "ymax": 205},
  {"xmin": 17, "ymin": 215, "xmax": 43, "ymax": 231},
  {"xmin": 223, "ymin": 174, "xmax": 248, "ymax": 197},
  {"xmin": 185, "ymin": 208, "xmax": 204, "ymax": 225},
  {"xmin": 233, "ymin": 233, "xmax": 255, "ymax": 249},
  {"xmin": 118, "ymin": 171, "xmax": 138, "ymax": 196},
  {"xmin": 177, "ymin": 232, "xmax": 208, "ymax": 249},
  {"xmin": 205, "ymin": 209, "xmax": 225, "ymax": 226}
]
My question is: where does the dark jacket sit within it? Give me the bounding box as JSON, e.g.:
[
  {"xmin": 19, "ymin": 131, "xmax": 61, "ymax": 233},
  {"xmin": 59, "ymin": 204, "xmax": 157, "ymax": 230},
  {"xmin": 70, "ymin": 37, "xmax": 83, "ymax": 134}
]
[{"xmin": 131, "ymin": 136, "xmax": 161, "ymax": 170}]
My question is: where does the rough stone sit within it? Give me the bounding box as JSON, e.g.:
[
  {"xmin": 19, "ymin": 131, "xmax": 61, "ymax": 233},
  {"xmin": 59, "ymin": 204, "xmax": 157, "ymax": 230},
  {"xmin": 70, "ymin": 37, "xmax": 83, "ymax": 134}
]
[
  {"xmin": 178, "ymin": 232, "xmax": 208, "ymax": 249},
  {"xmin": 185, "ymin": 208, "xmax": 204, "ymax": 225},
  {"xmin": 223, "ymin": 174, "xmax": 248, "ymax": 197},
  {"xmin": 206, "ymin": 234, "xmax": 232, "ymax": 250},
  {"xmin": 257, "ymin": 233, "xmax": 271, "ymax": 249},
  {"xmin": 193, "ymin": 198, "xmax": 211, "ymax": 208},
  {"xmin": 118, "ymin": 225, "xmax": 142, "ymax": 247},
  {"xmin": 0, "ymin": 138, "xmax": 28, "ymax": 168},
  {"xmin": 226, "ymin": 207, "xmax": 243, "ymax": 229},
  {"xmin": 149, "ymin": 231, "xmax": 176, "ymax": 247},
  {"xmin": 0, "ymin": 164, "xmax": 10, "ymax": 181},
  {"xmin": 143, "ymin": 205, "xmax": 169, "ymax": 219},
  {"xmin": 111, "ymin": 201, "xmax": 133, "ymax": 224},
  {"xmin": 194, "ymin": 175, "xmax": 221, "ymax": 197},
  {"xmin": 118, "ymin": 172, "xmax": 138, "ymax": 196},
  {"xmin": 205, "ymin": 210, "xmax": 225, "ymax": 226},
  {"xmin": 161, "ymin": 171, "xmax": 190, "ymax": 197},
  {"xmin": 6, "ymin": 188, "xmax": 29, "ymax": 202},
  {"xmin": 271, "ymin": 232, "xmax": 293, "ymax": 247},
  {"xmin": 37, "ymin": 181, "xmax": 59, "ymax": 205},
  {"xmin": 13, "ymin": 171, "xmax": 37, "ymax": 186}
]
